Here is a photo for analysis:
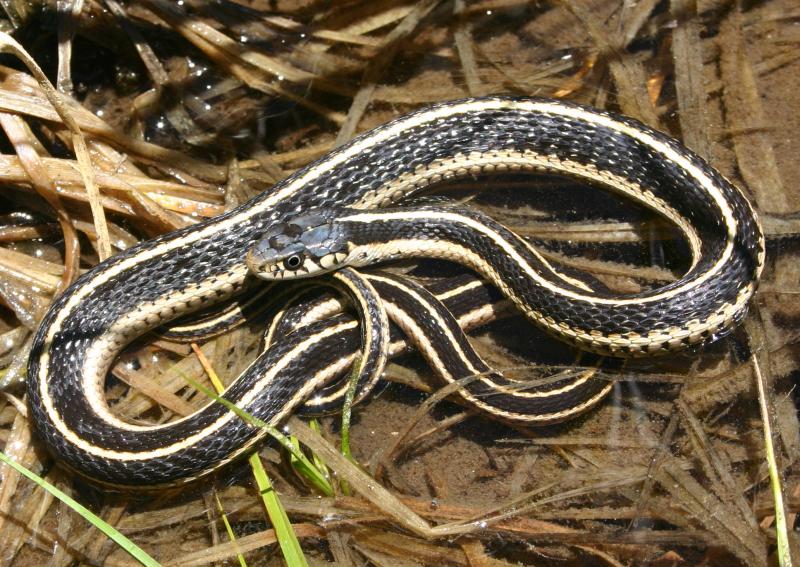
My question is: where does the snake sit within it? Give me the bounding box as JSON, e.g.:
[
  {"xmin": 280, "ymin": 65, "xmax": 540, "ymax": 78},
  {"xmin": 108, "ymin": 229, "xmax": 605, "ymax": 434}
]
[{"xmin": 26, "ymin": 97, "xmax": 765, "ymax": 486}]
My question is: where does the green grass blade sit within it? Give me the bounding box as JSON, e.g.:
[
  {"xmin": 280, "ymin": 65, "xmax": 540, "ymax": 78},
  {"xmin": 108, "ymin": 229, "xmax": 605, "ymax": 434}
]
[
  {"xmin": 189, "ymin": 346, "xmax": 310, "ymax": 566},
  {"xmin": 214, "ymin": 493, "xmax": 248, "ymax": 567},
  {"xmin": 179, "ymin": 372, "xmax": 333, "ymax": 496},
  {"xmin": 338, "ymin": 359, "xmax": 363, "ymax": 496},
  {"xmin": 184, "ymin": 376, "xmax": 333, "ymax": 496},
  {"xmin": 0, "ymin": 450, "xmax": 160, "ymax": 567},
  {"xmin": 753, "ymin": 357, "xmax": 793, "ymax": 567},
  {"xmin": 307, "ymin": 420, "xmax": 331, "ymax": 484},
  {"xmin": 248, "ymin": 453, "xmax": 308, "ymax": 567},
  {"xmin": 339, "ymin": 357, "xmax": 362, "ymax": 461}
]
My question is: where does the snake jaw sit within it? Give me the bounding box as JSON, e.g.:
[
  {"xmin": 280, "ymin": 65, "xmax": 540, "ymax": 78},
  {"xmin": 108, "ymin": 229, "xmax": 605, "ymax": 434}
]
[{"xmin": 247, "ymin": 210, "xmax": 350, "ymax": 279}]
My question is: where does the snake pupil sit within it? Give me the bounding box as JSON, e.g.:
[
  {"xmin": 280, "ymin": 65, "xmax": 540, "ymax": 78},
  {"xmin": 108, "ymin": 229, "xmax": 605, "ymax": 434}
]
[{"xmin": 286, "ymin": 255, "xmax": 302, "ymax": 269}]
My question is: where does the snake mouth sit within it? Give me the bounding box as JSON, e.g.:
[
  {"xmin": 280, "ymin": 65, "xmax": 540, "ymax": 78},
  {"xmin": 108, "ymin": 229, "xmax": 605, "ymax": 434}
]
[{"xmin": 246, "ymin": 249, "xmax": 350, "ymax": 280}]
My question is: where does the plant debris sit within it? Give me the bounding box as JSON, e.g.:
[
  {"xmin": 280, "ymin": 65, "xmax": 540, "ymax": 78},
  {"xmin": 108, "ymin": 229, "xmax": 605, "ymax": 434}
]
[{"xmin": 0, "ymin": 0, "xmax": 797, "ymax": 565}]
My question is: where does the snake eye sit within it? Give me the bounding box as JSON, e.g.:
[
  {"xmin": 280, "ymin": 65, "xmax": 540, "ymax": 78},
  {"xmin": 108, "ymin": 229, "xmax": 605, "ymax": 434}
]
[{"xmin": 285, "ymin": 254, "xmax": 303, "ymax": 269}]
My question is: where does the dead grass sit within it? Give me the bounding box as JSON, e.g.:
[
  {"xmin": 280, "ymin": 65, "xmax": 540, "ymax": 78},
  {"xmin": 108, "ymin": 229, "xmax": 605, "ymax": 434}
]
[{"xmin": 0, "ymin": 0, "xmax": 797, "ymax": 565}]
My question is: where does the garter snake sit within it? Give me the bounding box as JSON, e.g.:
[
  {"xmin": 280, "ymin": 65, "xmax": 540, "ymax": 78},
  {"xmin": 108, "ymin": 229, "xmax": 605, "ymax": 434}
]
[{"xmin": 27, "ymin": 97, "xmax": 765, "ymax": 486}]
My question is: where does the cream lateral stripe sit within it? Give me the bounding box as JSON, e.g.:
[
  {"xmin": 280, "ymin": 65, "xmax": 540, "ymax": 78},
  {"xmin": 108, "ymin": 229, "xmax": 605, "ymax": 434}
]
[
  {"xmin": 271, "ymin": 271, "xmax": 387, "ymax": 411},
  {"xmin": 331, "ymin": 269, "xmax": 389, "ymax": 403},
  {"xmin": 40, "ymin": 97, "xmax": 735, "ymax": 363},
  {"xmin": 264, "ymin": 287, "xmax": 316, "ymax": 347},
  {"xmin": 381, "ymin": 295, "xmax": 478, "ymax": 380},
  {"xmin": 177, "ymin": 352, "xmax": 359, "ymax": 486},
  {"xmin": 266, "ymin": 295, "xmax": 348, "ymax": 346},
  {"xmin": 368, "ymin": 273, "xmax": 513, "ymax": 396},
  {"xmin": 383, "ymin": 292, "xmax": 612, "ymax": 422},
  {"xmin": 50, "ymin": 320, "xmax": 358, "ymax": 460},
  {"xmin": 165, "ymin": 283, "xmax": 276, "ymax": 335},
  {"xmin": 370, "ymin": 274, "xmax": 595, "ymax": 399},
  {"xmin": 162, "ymin": 305, "xmax": 240, "ymax": 334},
  {"xmin": 537, "ymin": 102, "xmax": 740, "ymax": 245},
  {"xmin": 265, "ymin": 276, "xmax": 370, "ymax": 352},
  {"xmin": 352, "ymin": 241, "xmax": 753, "ymax": 351},
  {"xmin": 264, "ymin": 286, "xmax": 328, "ymax": 346},
  {"xmin": 39, "ymin": 97, "xmax": 740, "ymax": 410},
  {"xmin": 484, "ymin": 370, "xmax": 594, "ymax": 399},
  {"xmin": 76, "ymin": 266, "xmax": 249, "ymax": 432},
  {"xmin": 435, "ymin": 279, "xmax": 485, "ymax": 301},
  {"xmin": 356, "ymin": 149, "xmax": 704, "ymax": 269},
  {"xmin": 308, "ymin": 279, "xmax": 505, "ymax": 407},
  {"xmin": 342, "ymin": 210, "xmax": 730, "ymax": 306},
  {"xmin": 463, "ymin": 380, "xmax": 614, "ymax": 423},
  {"xmin": 293, "ymin": 298, "xmax": 348, "ymax": 328}
]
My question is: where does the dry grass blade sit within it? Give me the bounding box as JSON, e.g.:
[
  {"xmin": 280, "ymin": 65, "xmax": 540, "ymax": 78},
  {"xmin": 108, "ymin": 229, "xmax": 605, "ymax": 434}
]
[
  {"xmin": 0, "ymin": 112, "xmax": 80, "ymax": 296},
  {"xmin": 112, "ymin": 362, "xmax": 198, "ymax": 417},
  {"xmin": 653, "ymin": 458, "xmax": 767, "ymax": 566},
  {"xmin": 0, "ymin": 31, "xmax": 112, "ymax": 261},
  {"xmin": 55, "ymin": 0, "xmax": 84, "ymax": 95},
  {"xmin": 0, "ymin": 2, "xmax": 793, "ymax": 565},
  {"xmin": 453, "ymin": 0, "xmax": 482, "ymax": 96},
  {"xmin": 560, "ymin": 0, "xmax": 661, "ymax": 127},
  {"xmin": 670, "ymin": 0, "xmax": 712, "ymax": 159},
  {"xmin": 166, "ymin": 524, "xmax": 323, "ymax": 567},
  {"xmin": 676, "ymin": 399, "xmax": 759, "ymax": 530},
  {"xmin": 0, "ymin": 67, "xmax": 227, "ymax": 182},
  {"xmin": 287, "ymin": 416, "xmax": 433, "ymax": 537},
  {"xmin": 140, "ymin": 0, "xmax": 346, "ymax": 123},
  {"xmin": 719, "ymin": 8, "xmax": 788, "ymax": 213},
  {"xmin": 0, "ymin": 411, "xmax": 45, "ymax": 565},
  {"xmin": 619, "ymin": 0, "xmax": 660, "ymax": 48},
  {"xmin": 630, "ymin": 409, "xmax": 680, "ymax": 528},
  {"xmin": 334, "ymin": 0, "xmax": 441, "ymax": 145}
]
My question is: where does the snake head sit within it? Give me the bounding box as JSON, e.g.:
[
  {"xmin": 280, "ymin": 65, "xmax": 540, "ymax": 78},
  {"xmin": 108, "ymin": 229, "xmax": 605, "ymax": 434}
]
[{"xmin": 247, "ymin": 210, "xmax": 350, "ymax": 279}]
